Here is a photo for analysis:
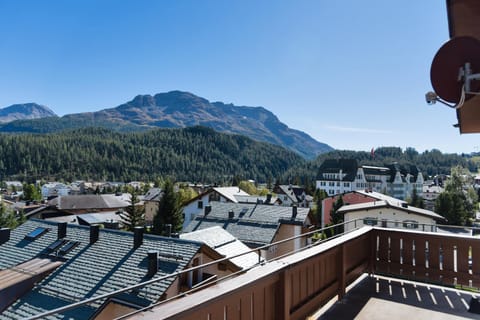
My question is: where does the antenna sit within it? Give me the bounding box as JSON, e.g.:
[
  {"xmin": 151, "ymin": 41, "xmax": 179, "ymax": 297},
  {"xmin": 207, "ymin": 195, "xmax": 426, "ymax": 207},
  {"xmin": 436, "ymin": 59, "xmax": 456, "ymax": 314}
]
[{"xmin": 427, "ymin": 36, "xmax": 480, "ymax": 109}]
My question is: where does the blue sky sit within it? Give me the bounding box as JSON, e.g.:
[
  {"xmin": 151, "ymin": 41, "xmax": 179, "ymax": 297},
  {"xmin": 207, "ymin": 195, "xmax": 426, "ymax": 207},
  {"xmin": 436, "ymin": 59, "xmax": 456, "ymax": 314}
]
[{"xmin": 0, "ymin": 1, "xmax": 476, "ymax": 154}]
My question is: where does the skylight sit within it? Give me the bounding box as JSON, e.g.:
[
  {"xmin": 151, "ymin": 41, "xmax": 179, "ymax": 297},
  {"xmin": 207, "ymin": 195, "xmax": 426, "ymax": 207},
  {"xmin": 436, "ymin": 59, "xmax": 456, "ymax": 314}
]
[
  {"xmin": 58, "ymin": 241, "xmax": 80, "ymax": 256},
  {"xmin": 46, "ymin": 239, "xmax": 67, "ymax": 252},
  {"xmin": 24, "ymin": 227, "xmax": 49, "ymax": 240}
]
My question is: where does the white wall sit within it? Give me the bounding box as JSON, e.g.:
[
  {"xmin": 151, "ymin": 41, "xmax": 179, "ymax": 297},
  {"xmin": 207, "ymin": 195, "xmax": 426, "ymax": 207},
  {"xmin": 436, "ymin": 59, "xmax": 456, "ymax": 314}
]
[
  {"xmin": 182, "ymin": 194, "xmax": 210, "ymax": 230},
  {"xmin": 344, "ymin": 207, "xmax": 437, "ymax": 232}
]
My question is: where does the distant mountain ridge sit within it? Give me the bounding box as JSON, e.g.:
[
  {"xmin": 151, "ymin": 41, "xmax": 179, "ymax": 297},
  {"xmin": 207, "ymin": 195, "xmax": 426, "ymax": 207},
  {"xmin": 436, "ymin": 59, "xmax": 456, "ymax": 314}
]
[
  {"xmin": 0, "ymin": 91, "xmax": 333, "ymax": 158},
  {"xmin": 0, "ymin": 103, "xmax": 56, "ymax": 123}
]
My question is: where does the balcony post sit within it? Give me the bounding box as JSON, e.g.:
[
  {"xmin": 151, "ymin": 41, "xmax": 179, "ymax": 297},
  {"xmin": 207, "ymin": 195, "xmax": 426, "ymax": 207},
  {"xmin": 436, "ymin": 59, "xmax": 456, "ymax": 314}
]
[
  {"xmin": 338, "ymin": 243, "xmax": 346, "ymax": 299},
  {"xmin": 369, "ymin": 229, "xmax": 375, "ymax": 275},
  {"xmin": 276, "ymin": 268, "xmax": 292, "ymax": 320}
]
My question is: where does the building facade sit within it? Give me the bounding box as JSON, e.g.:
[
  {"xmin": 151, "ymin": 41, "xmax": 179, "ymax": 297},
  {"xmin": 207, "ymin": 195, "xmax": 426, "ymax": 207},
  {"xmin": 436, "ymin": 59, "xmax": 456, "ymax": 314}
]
[{"xmin": 316, "ymin": 159, "xmax": 423, "ymax": 200}]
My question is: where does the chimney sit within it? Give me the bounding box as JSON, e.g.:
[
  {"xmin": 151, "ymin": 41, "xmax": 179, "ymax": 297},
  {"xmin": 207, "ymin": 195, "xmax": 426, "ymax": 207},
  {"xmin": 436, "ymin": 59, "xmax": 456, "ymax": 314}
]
[
  {"xmin": 204, "ymin": 205, "xmax": 212, "ymax": 215},
  {"xmin": 58, "ymin": 222, "xmax": 67, "ymax": 239},
  {"xmin": 0, "ymin": 228, "xmax": 10, "ymax": 245},
  {"xmin": 228, "ymin": 210, "xmax": 234, "ymax": 219},
  {"xmin": 165, "ymin": 224, "xmax": 172, "ymax": 237},
  {"xmin": 292, "ymin": 206, "xmax": 298, "ymax": 219},
  {"xmin": 134, "ymin": 226, "xmax": 144, "ymax": 249},
  {"xmin": 104, "ymin": 220, "xmax": 120, "ymax": 230},
  {"xmin": 266, "ymin": 194, "xmax": 272, "ymax": 204},
  {"xmin": 90, "ymin": 225, "xmax": 99, "ymax": 244},
  {"xmin": 147, "ymin": 250, "xmax": 158, "ymax": 277}
]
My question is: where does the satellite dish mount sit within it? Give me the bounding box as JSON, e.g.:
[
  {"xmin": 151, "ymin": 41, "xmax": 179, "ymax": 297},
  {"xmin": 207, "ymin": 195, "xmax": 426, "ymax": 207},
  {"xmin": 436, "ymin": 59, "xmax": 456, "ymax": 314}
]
[
  {"xmin": 427, "ymin": 36, "xmax": 480, "ymax": 109},
  {"xmin": 459, "ymin": 62, "xmax": 480, "ymax": 94}
]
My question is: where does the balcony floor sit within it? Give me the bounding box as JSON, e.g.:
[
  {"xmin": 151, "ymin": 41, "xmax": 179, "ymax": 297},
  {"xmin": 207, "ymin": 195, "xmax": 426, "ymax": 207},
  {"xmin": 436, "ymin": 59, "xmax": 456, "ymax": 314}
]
[{"xmin": 313, "ymin": 274, "xmax": 480, "ymax": 320}]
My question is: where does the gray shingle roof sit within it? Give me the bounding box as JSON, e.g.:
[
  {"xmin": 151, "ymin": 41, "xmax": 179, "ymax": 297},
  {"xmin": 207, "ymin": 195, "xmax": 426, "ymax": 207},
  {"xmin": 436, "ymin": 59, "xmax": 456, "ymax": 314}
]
[
  {"xmin": 143, "ymin": 188, "xmax": 162, "ymax": 202},
  {"xmin": 180, "ymin": 227, "xmax": 261, "ymax": 270},
  {"xmin": 0, "ymin": 219, "xmax": 203, "ymax": 319},
  {"xmin": 50, "ymin": 195, "xmax": 129, "ymax": 210},
  {"xmin": 183, "ymin": 202, "xmax": 310, "ymax": 247},
  {"xmin": 212, "ymin": 187, "xmax": 250, "ymax": 203},
  {"xmin": 233, "ymin": 195, "xmax": 278, "ymax": 204},
  {"xmin": 318, "ymin": 159, "xmax": 358, "ymax": 181},
  {"xmin": 337, "ymin": 200, "xmax": 445, "ymax": 220}
]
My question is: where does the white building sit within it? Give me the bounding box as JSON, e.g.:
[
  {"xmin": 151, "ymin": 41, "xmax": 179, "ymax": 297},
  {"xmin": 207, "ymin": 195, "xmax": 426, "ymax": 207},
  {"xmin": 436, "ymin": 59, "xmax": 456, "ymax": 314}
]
[
  {"xmin": 316, "ymin": 159, "xmax": 423, "ymax": 200},
  {"xmin": 41, "ymin": 182, "xmax": 71, "ymax": 198},
  {"xmin": 182, "ymin": 187, "xmax": 250, "ymax": 230},
  {"xmin": 338, "ymin": 200, "xmax": 445, "ymax": 232}
]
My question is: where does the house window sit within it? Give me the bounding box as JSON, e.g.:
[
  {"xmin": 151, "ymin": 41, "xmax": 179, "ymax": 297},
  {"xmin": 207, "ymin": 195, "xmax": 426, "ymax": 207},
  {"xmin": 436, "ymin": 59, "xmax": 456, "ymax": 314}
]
[
  {"xmin": 403, "ymin": 220, "xmax": 419, "ymax": 229},
  {"xmin": 363, "ymin": 217, "xmax": 378, "ymax": 226},
  {"xmin": 344, "ymin": 182, "xmax": 350, "ymax": 187},
  {"xmin": 197, "ymin": 201, "xmax": 203, "ymax": 209}
]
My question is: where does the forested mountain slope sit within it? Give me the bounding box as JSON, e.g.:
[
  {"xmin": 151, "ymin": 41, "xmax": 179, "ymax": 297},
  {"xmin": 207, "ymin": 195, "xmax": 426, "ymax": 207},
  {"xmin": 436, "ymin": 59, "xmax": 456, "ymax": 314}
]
[{"xmin": 0, "ymin": 126, "xmax": 305, "ymax": 183}]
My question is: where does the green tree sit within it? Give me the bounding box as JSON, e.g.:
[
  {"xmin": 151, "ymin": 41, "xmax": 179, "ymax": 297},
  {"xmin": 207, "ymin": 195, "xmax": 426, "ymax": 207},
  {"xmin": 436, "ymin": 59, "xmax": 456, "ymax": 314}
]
[
  {"xmin": 177, "ymin": 186, "xmax": 198, "ymax": 206},
  {"xmin": 435, "ymin": 166, "xmax": 478, "ymax": 225},
  {"xmin": 0, "ymin": 203, "xmax": 23, "ymax": 228},
  {"xmin": 119, "ymin": 190, "xmax": 145, "ymax": 231},
  {"xmin": 152, "ymin": 179, "xmax": 183, "ymax": 235},
  {"xmin": 313, "ymin": 189, "xmax": 327, "ymax": 227},
  {"xmin": 238, "ymin": 180, "xmax": 256, "ymax": 195},
  {"xmin": 23, "ymin": 183, "xmax": 41, "ymax": 201},
  {"xmin": 408, "ymin": 188, "xmax": 424, "ymax": 209},
  {"xmin": 435, "ymin": 192, "xmax": 468, "ymax": 225},
  {"xmin": 330, "ymin": 195, "xmax": 344, "ymax": 235},
  {"xmin": 232, "ymin": 175, "xmax": 241, "ymax": 187}
]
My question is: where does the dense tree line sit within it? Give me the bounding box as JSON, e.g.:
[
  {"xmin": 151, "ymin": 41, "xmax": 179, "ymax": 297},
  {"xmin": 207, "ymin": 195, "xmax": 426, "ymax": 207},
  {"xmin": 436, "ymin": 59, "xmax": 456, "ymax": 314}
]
[
  {"xmin": 0, "ymin": 126, "xmax": 304, "ymax": 183},
  {"xmin": 0, "ymin": 126, "xmax": 475, "ymax": 187}
]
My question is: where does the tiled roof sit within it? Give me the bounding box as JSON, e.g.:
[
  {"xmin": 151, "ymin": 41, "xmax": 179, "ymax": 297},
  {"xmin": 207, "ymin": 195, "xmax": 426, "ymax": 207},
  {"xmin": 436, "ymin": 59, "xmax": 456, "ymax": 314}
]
[
  {"xmin": 143, "ymin": 188, "xmax": 162, "ymax": 201},
  {"xmin": 275, "ymin": 185, "xmax": 301, "ymax": 203},
  {"xmin": 183, "ymin": 202, "xmax": 310, "ymax": 247},
  {"xmin": 361, "ymin": 165, "xmax": 391, "ymax": 182},
  {"xmin": 318, "ymin": 159, "xmax": 422, "ymax": 184},
  {"xmin": 50, "ymin": 195, "xmax": 129, "ymax": 210},
  {"xmin": 318, "ymin": 159, "xmax": 358, "ymax": 181},
  {"xmin": 0, "ymin": 219, "xmax": 203, "ymax": 319},
  {"xmin": 337, "ymin": 200, "xmax": 445, "ymax": 220},
  {"xmin": 180, "ymin": 226, "xmax": 261, "ymax": 270},
  {"xmin": 212, "ymin": 187, "xmax": 250, "ymax": 203},
  {"xmin": 76, "ymin": 211, "xmax": 124, "ymax": 225},
  {"xmin": 353, "ymin": 190, "xmax": 407, "ymax": 204},
  {"xmin": 234, "ymin": 195, "xmax": 278, "ymax": 204}
]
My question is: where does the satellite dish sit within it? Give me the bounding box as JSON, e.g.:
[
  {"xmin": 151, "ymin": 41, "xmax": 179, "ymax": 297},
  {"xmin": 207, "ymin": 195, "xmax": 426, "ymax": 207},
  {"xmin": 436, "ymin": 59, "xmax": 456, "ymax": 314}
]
[{"xmin": 430, "ymin": 36, "xmax": 480, "ymax": 103}]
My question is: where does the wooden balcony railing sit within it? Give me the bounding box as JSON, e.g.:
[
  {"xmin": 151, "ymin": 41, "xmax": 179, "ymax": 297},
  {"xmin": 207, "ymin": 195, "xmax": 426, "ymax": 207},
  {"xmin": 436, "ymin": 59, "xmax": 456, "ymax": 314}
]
[
  {"xmin": 130, "ymin": 227, "xmax": 372, "ymax": 320},
  {"xmin": 374, "ymin": 228, "xmax": 480, "ymax": 288},
  {"xmin": 129, "ymin": 227, "xmax": 480, "ymax": 320}
]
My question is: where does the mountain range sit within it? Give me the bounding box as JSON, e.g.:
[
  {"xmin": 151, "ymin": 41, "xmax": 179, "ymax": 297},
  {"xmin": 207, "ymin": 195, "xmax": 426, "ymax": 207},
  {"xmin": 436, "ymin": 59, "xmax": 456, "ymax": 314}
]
[
  {"xmin": 0, "ymin": 103, "xmax": 56, "ymax": 123},
  {"xmin": 0, "ymin": 91, "xmax": 333, "ymax": 158}
]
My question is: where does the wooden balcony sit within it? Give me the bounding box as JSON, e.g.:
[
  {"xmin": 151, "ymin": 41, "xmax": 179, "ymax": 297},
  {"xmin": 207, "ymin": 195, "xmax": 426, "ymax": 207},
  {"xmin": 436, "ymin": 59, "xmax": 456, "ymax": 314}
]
[{"xmin": 129, "ymin": 226, "xmax": 480, "ymax": 320}]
